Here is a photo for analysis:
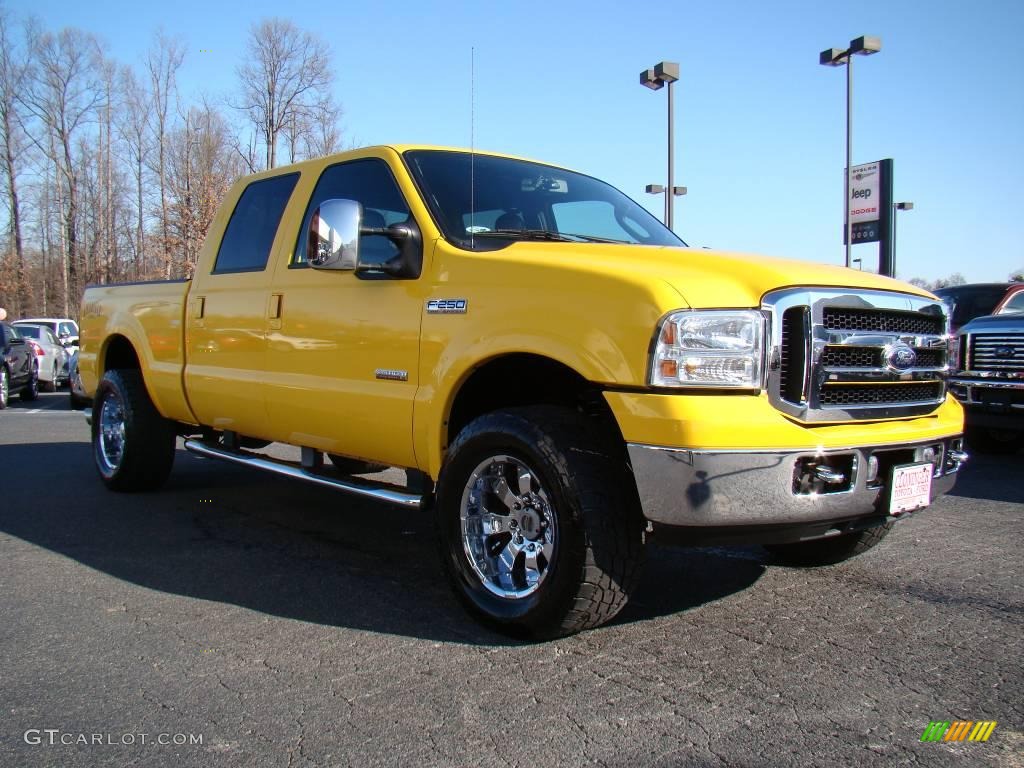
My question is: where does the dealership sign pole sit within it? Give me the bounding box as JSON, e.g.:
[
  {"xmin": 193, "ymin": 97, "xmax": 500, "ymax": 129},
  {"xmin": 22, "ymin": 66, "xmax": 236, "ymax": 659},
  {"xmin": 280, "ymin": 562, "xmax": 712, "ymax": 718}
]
[{"xmin": 845, "ymin": 158, "xmax": 894, "ymax": 276}]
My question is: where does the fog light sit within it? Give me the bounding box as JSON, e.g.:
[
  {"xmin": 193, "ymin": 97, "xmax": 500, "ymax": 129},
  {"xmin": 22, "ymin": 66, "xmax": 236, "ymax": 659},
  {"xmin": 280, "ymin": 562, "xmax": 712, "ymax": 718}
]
[{"xmin": 866, "ymin": 455, "xmax": 879, "ymax": 483}]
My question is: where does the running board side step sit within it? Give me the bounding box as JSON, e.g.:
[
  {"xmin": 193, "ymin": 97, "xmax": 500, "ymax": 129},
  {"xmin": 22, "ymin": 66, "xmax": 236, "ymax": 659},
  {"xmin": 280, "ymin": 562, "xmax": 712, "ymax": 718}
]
[{"xmin": 183, "ymin": 439, "xmax": 422, "ymax": 509}]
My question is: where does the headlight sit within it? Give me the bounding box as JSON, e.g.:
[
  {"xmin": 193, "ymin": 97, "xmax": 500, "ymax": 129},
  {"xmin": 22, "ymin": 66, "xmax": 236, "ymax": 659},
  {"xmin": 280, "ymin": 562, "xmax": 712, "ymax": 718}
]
[{"xmin": 650, "ymin": 309, "xmax": 765, "ymax": 388}]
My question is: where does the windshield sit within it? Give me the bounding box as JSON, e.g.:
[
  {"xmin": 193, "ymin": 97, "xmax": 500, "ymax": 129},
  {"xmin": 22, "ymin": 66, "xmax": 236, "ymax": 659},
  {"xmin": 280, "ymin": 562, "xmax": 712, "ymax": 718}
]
[
  {"xmin": 936, "ymin": 285, "xmax": 1010, "ymax": 327},
  {"xmin": 404, "ymin": 150, "xmax": 684, "ymax": 251}
]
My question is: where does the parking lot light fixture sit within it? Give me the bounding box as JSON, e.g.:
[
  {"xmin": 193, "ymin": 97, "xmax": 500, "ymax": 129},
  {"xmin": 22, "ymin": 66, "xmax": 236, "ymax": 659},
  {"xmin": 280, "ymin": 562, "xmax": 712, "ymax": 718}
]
[
  {"xmin": 893, "ymin": 201, "xmax": 914, "ymax": 275},
  {"xmin": 819, "ymin": 36, "xmax": 883, "ymax": 268},
  {"xmin": 639, "ymin": 61, "xmax": 680, "ymax": 229}
]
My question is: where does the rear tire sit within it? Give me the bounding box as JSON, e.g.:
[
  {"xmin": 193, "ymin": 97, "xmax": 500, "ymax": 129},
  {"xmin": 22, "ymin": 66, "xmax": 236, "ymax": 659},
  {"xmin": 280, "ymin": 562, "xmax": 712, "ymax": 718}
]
[
  {"xmin": 435, "ymin": 406, "xmax": 645, "ymax": 639},
  {"xmin": 92, "ymin": 369, "xmax": 176, "ymax": 491},
  {"xmin": 20, "ymin": 364, "xmax": 38, "ymax": 401},
  {"xmin": 0, "ymin": 367, "xmax": 9, "ymax": 409},
  {"xmin": 44, "ymin": 363, "xmax": 58, "ymax": 392},
  {"xmin": 766, "ymin": 522, "xmax": 893, "ymax": 567}
]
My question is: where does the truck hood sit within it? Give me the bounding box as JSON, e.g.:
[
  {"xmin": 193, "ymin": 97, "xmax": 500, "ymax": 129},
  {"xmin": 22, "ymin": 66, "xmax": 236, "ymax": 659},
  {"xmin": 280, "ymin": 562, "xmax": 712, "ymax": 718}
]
[
  {"xmin": 497, "ymin": 242, "xmax": 933, "ymax": 308},
  {"xmin": 959, "ymin": 312, "xmax": 1024, "ymax": 335}
]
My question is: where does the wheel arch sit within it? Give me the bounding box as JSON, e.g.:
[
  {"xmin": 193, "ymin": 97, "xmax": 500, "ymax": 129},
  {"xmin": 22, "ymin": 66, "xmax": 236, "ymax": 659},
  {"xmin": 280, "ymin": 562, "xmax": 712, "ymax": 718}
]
[{"xmin": 433, "ymin": 353, "xmax": 627, "ymax": 478}]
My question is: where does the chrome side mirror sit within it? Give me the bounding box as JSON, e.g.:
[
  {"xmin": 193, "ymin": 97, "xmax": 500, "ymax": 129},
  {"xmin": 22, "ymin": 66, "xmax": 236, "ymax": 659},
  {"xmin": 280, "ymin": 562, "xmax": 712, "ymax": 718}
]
[{"xmin": 307, "ymin": 198, "xmax": 361, "ymax": 270}]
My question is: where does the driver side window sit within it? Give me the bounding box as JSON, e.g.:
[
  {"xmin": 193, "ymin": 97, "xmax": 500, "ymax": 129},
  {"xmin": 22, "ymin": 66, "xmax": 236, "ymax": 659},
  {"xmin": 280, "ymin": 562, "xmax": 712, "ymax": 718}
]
[{"xmin": 293, "ymin": 158, "xmax": 412, "ymax": 268}]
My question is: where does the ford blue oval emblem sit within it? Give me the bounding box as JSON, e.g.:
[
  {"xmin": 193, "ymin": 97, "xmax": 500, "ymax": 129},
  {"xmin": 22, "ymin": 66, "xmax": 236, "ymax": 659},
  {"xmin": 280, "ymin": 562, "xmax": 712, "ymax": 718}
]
[
  {"xmin": 886, "ymin": 344, "xmax": 917, "ymax": 371},
  {"xmin": 994, "ymin": 345, "xmax": 1014, "ymax": 358}
]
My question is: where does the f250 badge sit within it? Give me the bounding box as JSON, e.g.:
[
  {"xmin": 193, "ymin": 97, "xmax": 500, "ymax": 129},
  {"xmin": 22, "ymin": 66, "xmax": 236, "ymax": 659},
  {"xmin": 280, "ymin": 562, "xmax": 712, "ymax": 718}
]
[{"xmin": 427, "ymin": 299, "xmax": 468, "ymax": 314}]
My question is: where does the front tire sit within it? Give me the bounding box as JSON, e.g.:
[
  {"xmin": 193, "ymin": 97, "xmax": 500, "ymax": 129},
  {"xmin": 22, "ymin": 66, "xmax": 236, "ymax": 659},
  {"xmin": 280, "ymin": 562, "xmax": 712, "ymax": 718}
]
[
  {"xmin": 0, "ymin": 367, "xmax": 9, "ymax": 409},
  {"xmin": 436, "ymin": 406, "xmax": 645, "ymax": 639},
  {"xmin": 92, "ymin": 369, "xmax": 176, "ymax": 491},
  {"xmin": 766, "ymin": 522, "xmax": 893, "ymax": 567}
]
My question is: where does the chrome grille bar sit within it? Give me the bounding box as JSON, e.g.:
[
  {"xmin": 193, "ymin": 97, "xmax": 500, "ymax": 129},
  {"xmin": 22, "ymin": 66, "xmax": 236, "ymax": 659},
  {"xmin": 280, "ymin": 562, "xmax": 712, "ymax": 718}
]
[{"xmin": 763, "ymin": 288, "xmax": 950, "ymax": 423}]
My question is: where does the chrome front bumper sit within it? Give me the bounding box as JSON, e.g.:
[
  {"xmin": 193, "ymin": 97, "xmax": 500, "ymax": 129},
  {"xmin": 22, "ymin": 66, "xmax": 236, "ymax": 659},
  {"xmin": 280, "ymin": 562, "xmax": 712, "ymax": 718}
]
[{"xmin": 627, "ymin": 436, "xmax": 966, "ymax": 529}]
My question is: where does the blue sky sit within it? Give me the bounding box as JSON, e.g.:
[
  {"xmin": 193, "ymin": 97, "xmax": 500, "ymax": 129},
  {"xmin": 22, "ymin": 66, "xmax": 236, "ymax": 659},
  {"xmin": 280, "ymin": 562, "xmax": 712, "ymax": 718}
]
[{"xmin": 15, "ymin": 0, "xmax": 1024, "ymax": 283}]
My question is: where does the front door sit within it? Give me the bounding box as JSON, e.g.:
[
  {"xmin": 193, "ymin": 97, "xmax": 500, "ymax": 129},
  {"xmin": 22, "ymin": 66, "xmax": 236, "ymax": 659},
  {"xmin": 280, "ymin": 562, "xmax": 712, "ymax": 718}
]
[{"xmin": 264, "ymin": 155, "xmax": 424, "ymax": 469}]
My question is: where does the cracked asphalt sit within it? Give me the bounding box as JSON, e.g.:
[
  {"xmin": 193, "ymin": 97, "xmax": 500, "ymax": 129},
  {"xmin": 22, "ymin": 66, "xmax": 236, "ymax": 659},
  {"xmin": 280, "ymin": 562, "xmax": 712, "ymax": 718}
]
[{"xmin": 1, "ymin": 392, "xmax": 1021, "ymax": 767}]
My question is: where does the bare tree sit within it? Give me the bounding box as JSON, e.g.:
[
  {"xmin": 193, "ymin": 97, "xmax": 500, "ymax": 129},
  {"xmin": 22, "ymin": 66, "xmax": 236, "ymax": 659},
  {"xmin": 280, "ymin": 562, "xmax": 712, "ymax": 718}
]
[
  {"xmin": 0, "ymin": 5, "xmax": 29, "ymax": 314},
  {"xmin": 236, "ymin": 18, "xmax": 333, "ymax": 169},
  {"xmin": 146, "ymin": 30, "xmax": 185, "ymax": 278},
  {"xmin": 303, "ymin": 97, "xmax": 343, "ymax": 159},
  {"xmin": 118, "ymin": 66, "xmax": 149, "ymax": 278},
  {"xmin": 21, "ymin": 24, "xmax": 105, "ymax": 316},
  {"xmin": 167, "ymin": 100, "xmax": 242, "ymax": 277}
]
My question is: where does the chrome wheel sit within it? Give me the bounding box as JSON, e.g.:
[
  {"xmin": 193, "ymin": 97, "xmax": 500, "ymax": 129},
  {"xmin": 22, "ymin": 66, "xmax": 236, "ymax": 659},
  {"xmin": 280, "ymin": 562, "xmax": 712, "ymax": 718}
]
[
  {"xmin": 97, "ymin": 391, "xmax": 127, "ymax": 474},
  {"xmin": 460, "ymin": 455, "xmax": 557, "ymax": 599}
]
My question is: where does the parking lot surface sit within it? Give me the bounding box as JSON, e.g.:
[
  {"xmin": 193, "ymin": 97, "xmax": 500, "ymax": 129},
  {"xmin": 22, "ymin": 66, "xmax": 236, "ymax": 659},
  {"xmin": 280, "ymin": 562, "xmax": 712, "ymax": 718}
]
[{"xmin": 1, "ymin": 392, "xmax": 1021, "ymax": 767}]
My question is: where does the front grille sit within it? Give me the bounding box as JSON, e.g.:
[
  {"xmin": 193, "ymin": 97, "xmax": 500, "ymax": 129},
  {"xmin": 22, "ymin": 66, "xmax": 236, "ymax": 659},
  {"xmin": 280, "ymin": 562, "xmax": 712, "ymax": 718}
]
[
  {"xmin": 821, "ymin": 346, "xmax": 945, "ymax": 369},
  {"xmin": 823, "ymin": 308, "xmax": 944, "ymax": 335},
  {"xmin": 820, "ymin": 382, "xmax": 943, "ymax": 406},
  {"xmin": 968, "ymin": 334, "xmax": 1024, "ymax": 373},
  {"xmin": 766, "ymin": 289, "xmax": 949, "ymax": 422}
]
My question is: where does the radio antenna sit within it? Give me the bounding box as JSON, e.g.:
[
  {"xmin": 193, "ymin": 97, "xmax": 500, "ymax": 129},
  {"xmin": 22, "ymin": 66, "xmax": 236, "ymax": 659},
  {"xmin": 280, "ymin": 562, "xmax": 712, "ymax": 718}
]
[{"xmin": 470, "ymin": 46, "xmax": 475, "ymax": 248}]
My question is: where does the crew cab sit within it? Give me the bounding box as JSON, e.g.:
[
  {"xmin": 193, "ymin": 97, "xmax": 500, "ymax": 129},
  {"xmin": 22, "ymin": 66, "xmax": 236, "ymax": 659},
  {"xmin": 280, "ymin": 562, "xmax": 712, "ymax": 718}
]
[{"xmin": 79, "ymin": 145, "xmax": 967, "ymax": 637}]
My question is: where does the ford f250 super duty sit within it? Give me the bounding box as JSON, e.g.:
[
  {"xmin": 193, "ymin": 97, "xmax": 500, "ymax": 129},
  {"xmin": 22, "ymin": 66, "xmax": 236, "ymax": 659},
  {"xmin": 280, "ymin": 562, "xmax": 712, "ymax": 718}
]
[{"xmin": 80, "ymin": 145, "xmax": 967, "ymax": 638}]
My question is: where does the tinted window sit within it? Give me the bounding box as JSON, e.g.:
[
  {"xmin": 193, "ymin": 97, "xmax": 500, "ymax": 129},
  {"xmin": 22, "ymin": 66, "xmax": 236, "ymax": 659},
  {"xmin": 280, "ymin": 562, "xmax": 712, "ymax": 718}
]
[
  {"xmin": 17, "ymin": 325, "xmax": 41, "ymax": 339},
  {"xmin": 214, "ymin": 173, "xmax": 299, "ymax": 273},
  {"xmin": 939, "ymin": 286, "xmax": 1011, "ymax": 326},
  {"xmin": 293, "ymin": 159, "xmax": 411, "ymax": 268}
]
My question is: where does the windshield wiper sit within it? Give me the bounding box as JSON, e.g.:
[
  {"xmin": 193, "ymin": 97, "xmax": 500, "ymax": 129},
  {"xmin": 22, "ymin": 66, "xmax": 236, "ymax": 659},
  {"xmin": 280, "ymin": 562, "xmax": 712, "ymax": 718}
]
[
  {"xmin": 471, "ymin": 230, "xmax": 628, "ymax": 244},
  {"xmin": 472, "ymin": 229, "xmax": 580, "ymax": 242},
  {"xmin": 559, "ymin": 233, "xmax": 629, "ymax": 244}
]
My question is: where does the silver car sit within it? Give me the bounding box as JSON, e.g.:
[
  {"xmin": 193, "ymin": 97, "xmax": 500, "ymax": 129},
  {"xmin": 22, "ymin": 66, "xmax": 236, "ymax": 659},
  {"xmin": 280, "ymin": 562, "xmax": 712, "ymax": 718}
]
[{"xmin": 12, "ymin": 323, "xmax": 69, "ymax": 391}]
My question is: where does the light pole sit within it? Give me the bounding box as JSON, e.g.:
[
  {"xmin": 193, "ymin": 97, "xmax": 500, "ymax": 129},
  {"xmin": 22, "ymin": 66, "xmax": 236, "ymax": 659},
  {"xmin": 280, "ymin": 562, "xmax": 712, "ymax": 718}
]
[
  {"xmin": 640, "ymin": 61, "xmax": 680, "ymax": 230},
  {"xmin": 893, "ymin": 201, "xmax": 913, "ymax": 276},
  {"xmin": 645, "ymin": 184, "xmax": 687, "ymax": 223},
  {"xmin": 819, "ymin": 36, "xmax": 882, "ymax": 268}
]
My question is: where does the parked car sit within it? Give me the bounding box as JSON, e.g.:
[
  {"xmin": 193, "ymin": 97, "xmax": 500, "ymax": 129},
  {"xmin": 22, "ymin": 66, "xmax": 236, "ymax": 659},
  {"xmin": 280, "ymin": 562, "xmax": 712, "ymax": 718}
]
[
  {"xmin": 67, "ymin": 351, "xmax": 90, "ymax": 409},
  {"xmin": 934, "ymin": 283, "xmax": 1021, "ymax": 333},
  {"xmin": 0, "ymin": 321, "xmax": 40, "ymax": 408},
  {"xmin": 949, "ymin": 312, "xmax": 1024, "ymax": 453},
  {"xmin": 15, "ymin": 317, "xmax": 79, "ymax": 352},
  {"xmin": 13, "ymin": 322, "xmax": 69, "ymax": 391}
]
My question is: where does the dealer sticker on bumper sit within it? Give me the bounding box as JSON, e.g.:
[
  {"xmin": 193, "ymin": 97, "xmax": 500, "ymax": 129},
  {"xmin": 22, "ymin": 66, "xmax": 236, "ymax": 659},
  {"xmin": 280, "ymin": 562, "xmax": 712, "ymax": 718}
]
[{"xmin": 890, "ymin": 462, "xmax": 933, "ymax": 514}]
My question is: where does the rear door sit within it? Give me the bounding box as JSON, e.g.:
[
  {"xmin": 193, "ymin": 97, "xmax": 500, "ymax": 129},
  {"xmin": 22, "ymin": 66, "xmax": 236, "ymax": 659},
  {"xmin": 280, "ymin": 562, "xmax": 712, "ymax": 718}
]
[{"xmin": 184, "ymin": 172, "xmax": 300, "ymax": 439}]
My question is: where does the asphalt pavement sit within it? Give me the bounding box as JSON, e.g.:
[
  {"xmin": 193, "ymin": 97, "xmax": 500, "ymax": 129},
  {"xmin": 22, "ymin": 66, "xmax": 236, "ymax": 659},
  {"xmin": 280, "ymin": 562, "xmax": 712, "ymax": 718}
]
[{"xmin": 1, "ymin": 391, "xmax": 1021, "ymax": 767}]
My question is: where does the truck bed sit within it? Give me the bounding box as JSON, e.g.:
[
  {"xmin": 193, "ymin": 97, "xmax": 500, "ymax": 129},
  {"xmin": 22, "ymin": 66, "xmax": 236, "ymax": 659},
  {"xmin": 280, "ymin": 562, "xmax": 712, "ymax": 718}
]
[{"xmin": 79, "ymin": 279, "xmax": 195, "ymax": 424}]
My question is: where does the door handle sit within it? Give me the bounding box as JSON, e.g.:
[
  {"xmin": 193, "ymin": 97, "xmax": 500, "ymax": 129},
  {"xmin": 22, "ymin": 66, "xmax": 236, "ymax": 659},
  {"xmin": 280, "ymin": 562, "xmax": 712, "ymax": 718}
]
[
  {"xmin": 269, "ymin": 293, "xmax": 283, "ymax": 330},
  {"xmin": 192, "ymin": 296, "xmax": 205, "ymax": 320}
]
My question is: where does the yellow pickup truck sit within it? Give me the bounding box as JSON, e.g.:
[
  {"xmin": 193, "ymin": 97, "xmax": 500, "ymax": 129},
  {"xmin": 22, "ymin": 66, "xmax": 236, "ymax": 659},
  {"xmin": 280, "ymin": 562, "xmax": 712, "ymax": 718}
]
[{"xmin": 80, "ymin": 145, "xmax": 966, "ymax": 638}]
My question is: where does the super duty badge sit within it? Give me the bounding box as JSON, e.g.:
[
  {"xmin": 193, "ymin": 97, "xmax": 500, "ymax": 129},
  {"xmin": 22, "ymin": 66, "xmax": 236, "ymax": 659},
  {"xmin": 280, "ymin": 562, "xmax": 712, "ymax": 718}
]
[{"xmin": 427, "ymin": 299, "xmax": 468, "ymax": 314}]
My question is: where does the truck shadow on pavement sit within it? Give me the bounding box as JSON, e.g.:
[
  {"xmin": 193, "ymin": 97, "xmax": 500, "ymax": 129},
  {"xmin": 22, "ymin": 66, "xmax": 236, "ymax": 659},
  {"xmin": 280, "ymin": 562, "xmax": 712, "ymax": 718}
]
[{"xmin": 0, "ymin": 442, "xmax": 767, "ymax": 645}]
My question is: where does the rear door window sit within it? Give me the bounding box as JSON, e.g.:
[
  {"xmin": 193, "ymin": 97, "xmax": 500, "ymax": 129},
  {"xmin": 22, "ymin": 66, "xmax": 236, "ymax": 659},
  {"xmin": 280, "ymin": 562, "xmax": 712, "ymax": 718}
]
[{"xmin": 214, "ymin": 173, "xmax": 299, "ymax": 273}]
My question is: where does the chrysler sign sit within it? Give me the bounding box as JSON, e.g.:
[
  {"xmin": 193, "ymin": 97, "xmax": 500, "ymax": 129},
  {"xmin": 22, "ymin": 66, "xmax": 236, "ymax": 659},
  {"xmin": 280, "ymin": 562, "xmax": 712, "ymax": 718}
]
[{"xmin": 847, "ymin": 161, "xmax": 882, "ymax": 243}]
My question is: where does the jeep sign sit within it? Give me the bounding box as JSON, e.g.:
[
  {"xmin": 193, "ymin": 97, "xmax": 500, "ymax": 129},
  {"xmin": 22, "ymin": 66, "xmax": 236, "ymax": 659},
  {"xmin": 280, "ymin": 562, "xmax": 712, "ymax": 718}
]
[{"xmin": 847, "ymin": 161, "xmax": 882, "ymax": 244}]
